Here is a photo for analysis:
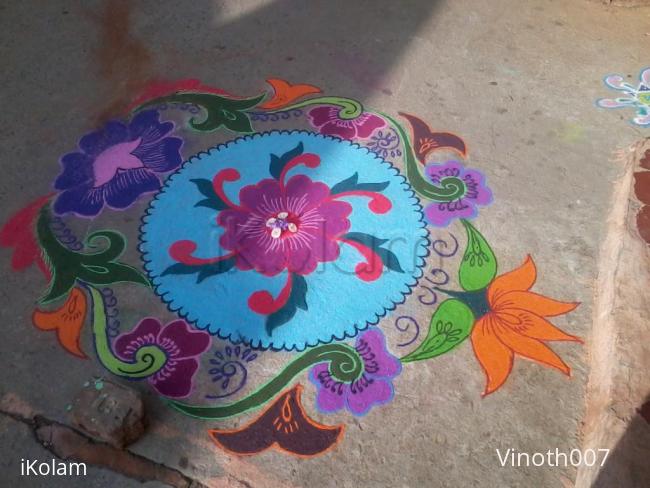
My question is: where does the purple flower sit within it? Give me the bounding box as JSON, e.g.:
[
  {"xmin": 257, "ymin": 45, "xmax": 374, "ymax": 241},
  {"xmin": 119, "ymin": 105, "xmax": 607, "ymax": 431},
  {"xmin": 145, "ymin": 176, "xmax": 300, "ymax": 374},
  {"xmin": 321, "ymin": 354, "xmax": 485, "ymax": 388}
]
[
  {"xmin": 114, "ymin": 318, "xmax": 210, "ymax": 398},
  {"xmin": 307, "ymin": 106, "xmax": 385, "ymax": 140},
  {"xmin": 424, "ymin": 160, "xmax": 493, "ymax": 227},
  {"xmin": 218, "ymin": 175, "xmax": 352, "ymax": 276},
  {"xmin": 309, "ymin": 328, "xmax": 401, "ymax": 416},
  {"xmin": 53, "ymin": 110, "xmax": 183, "ymax": 217}
]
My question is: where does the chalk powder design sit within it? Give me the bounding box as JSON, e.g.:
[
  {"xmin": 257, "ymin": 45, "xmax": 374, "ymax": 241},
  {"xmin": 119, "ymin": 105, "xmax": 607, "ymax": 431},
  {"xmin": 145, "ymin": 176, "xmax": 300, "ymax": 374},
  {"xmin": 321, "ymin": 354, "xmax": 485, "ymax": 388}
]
[{"xmin": 0, "ymin": 78, "xmax": 582, "ymax": 458}]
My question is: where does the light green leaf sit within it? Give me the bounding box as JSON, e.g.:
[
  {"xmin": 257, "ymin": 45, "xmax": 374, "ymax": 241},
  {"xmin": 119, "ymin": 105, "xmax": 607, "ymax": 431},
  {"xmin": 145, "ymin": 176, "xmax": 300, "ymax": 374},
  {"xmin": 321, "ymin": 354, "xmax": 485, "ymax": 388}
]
[
  {"xmin": 401, "ymin": 299, "xmax": 475, "ymax": 363},
  {"xmin": 458, "ymin": 219, "xmax": 497, "ymax": 292}
]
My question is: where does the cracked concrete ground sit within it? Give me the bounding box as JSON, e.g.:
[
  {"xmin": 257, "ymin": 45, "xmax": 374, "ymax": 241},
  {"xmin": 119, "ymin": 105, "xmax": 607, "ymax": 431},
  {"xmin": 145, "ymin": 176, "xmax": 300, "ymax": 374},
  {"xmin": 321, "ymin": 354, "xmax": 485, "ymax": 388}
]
[{"xmin": 1, "ymin": 0, "xmax": 649, "ymax": 487}]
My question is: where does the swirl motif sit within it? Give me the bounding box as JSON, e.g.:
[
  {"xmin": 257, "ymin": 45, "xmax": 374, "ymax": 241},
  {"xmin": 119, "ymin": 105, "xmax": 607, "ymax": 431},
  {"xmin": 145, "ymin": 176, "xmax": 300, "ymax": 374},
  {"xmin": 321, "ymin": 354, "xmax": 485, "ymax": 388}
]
[
  {"xmin": 206, "ymin": 346, "xmax": 258, "ymax": 400},
  {"xmin": 88, "ymin": 286, "xmax": 167, "ymax": 378},
  {"xmin": 101, "ymin": 287, "xmax": 121, "ymax": 337},
  {"xmin": 50, "ymin": 216, "xmax": 83, "ymax": 251},
  {"xmin": 394, "ymin": 316, "xmax": 421, "ymax": 347}
]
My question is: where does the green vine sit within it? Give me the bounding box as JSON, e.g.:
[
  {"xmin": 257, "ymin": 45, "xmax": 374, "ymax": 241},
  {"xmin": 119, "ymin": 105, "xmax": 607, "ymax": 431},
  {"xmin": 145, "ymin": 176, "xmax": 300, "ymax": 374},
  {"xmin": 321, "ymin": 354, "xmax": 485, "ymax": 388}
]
[
  {"xmin": 266, "ymin": 96, "xmax": 363, "ymax": 119},
  {"xmin": 88, "ymin": 285, "xmax": 168, "ymax": 378},
  {"xmin": 37, "ymin": 206, "xmax": 150, "ymax": 304},
  {"xmin": 137, "ymin": 92, "xmax": 266, "ymax": 133},
  {"xmin": 168, "ymin": 342, "xmax": 364, "ymax": 420},
  {"xmin": 379, "ymin": 112, "xmax": 466, "ymax": 202}
]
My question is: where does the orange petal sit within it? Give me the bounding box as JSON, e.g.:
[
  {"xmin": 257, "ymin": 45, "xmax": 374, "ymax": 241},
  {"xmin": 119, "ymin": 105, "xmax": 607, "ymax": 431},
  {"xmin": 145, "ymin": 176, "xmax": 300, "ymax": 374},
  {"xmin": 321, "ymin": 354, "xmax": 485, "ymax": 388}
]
[
  {"xmin": 496, "ymin": 309, "xmax": 582, "ymax": 342},
  {"xmin": 259, "ymin": 78, "xmax": 321, "ymax": 109},
  {"xmin": 488, "ymin": 255, "xmax": 537, "ymax": 304},
  {"xmin": 495, "ymin": 290, "xmax": 579, "ymax": 317},
  {"xmin": 32, "ymin": 287, "xmax": 87, "ymax": 358},
  {"xmin": 493, "ymin": 321, "xmax": 570, "ymax": 375},
  {"xmin": 470, "ymin": 315, "xmax": 514, "ymax": 396}
]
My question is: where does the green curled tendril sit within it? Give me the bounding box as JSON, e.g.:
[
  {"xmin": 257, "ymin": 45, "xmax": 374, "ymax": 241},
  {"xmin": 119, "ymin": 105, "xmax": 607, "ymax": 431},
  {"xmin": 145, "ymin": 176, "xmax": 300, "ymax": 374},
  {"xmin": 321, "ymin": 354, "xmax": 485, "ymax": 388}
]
[
  {"xmin": 168, "ymin": 342, "xmax": 364, "ymax": 420},
  {"xmin": 37, "ymin": 206, "xmax": 151, "ymax": 304},
  {"xmin": 267, "ymin": 96, "xmax": 363, "ymax": 120},
  {"xmin": 136, "ymin": 92, "xmax": 266, "ymax": 133},
  {"xmin": 379, "ymin": 112, "xmax": 466, "ymax": 202},
  {"xmin": 88, "ymin": 285, "xmax": 167, "ymax": 378}
]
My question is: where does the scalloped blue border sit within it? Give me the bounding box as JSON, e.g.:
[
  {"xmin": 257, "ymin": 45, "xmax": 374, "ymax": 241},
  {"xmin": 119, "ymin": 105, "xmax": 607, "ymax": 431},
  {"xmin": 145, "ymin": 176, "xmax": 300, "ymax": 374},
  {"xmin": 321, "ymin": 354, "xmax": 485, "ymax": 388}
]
[{"xmin": 139, "ymin": 130, "xmax": 430, "ymax": 352}]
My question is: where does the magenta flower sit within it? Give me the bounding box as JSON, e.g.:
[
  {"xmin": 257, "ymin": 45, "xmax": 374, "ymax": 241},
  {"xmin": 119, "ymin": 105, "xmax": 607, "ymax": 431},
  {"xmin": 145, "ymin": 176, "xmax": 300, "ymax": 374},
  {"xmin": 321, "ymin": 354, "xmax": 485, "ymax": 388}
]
[
  {"xmin": 114, "ymin": 318, "xmax": 211, "ymax": 398},
  {"xmin": 217, "ymin": 174, "xmax": 352, "ymax": 277},
  {"xmin": 424, "ymin": 160, "xmax": 493, "ymax": 227},
  {"xmin": 309, "ymin": 328, "xmax": 401, "ymax": 416},
  {"xmin": 307, "ymin": 106, "xmax": 385, "ymax": 140},
  {"xmin": 53, "ymin": 110, "xmax": 183, "ymax": 217}
]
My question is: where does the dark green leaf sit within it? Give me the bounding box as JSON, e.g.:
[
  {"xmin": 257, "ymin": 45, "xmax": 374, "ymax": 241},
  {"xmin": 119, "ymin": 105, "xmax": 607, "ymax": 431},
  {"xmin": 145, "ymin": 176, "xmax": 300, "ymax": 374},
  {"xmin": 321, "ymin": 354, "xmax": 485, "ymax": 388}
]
[
  {"xmin": 161, "ymin": 258, "xmax": 235, "ymax": 283},
  {"xmin": 197, "ymin": 258, "xmax": 236, "ymax": 283},
  {"xmin": 293, "ymin": 275, "xmax": 308, "ymax": 311},
  {"xmin": 376, "ymin": 248, "xmax": 404, "ymax": 273},
  {"xmin": 330, "ymin": 172, "xmax": 390, "ymax": 194},
  {"xmin": 342, "ymin": 232, "xmax": 403, "ymax": 273},
  {"xmin": 330, "ymin": 173, "xmax": 359, "ymax": 194},
  {"xmin": 190, "ymin": 179, "xmax": 215, "ymax": 198},
  {"xmin": 266, "ymin": 273, "xmax": 309, "ymax": 335},
  {"xmin": 139, "ymin": 93, "xmax": 265, "ymax": 133},
  {"xmin": 342, "ymin": 232, "xmax": 389, "ymax": 248},
  {"xmin": 190, "ymin": 179, "xmax": 229, "ymax": 210},
  {"xmin": 269, "ymin": 142, "xmax": 304, "ymax": 180}
]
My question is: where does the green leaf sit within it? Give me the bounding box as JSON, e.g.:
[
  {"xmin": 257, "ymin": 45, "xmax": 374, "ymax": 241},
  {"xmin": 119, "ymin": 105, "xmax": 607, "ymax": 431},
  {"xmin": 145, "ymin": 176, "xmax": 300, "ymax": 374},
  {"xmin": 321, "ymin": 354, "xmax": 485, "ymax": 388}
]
[
  {"xmin": 190, "ymin": 179, "xmax": 228, "ymax": 211},
  {"xmin": 401, "ymin": 299, "xmax": 475, "ymax": 363},
  {"xmin": 161, "ymin": 258, "xmax": 236, "ymax": 284},
  {"xmin": 266, "ymin": 274, "xmax": 309, "ymax": 335},
  {"xmin": 376, "ymin": 248, "xmax": 404, "ymax": 273},
  {"xmin": 342, "ymin": 232, "xmax": 403, "ymax": 273},
  {"xmin": 36, "ymin": 207, "xmax": 150, "ymax": 303},
  {"xmin": 269, "ymin": 142, "xmax": 304, "ymax": 180},
  {"xmin": 330, "ymin": 172, "xmax": 390, "ymax": 194},
  {"xmin": 139, "ymin": 93, "xmax": 264, "ymax": 133},
  {"xmin": 342, "ymin": 232, "xmax": 388, "ymax": 248},
  {"xmin": 190, "ymin": 178, "xmax": 215, "ymax": 198},
  {"xmin": 458, "ymin": 219, "xmax": 497, "ymax": 292}
]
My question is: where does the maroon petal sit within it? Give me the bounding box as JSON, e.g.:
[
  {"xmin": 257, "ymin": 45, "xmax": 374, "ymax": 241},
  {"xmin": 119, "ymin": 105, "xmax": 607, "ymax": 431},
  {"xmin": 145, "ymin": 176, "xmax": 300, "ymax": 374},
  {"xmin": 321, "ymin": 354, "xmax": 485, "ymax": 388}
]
[
  {"xmin": 288, "ymin": 238, "xmax": 339, "ymax": 275},
  {"xmin": 320, "ymin": 121, "xmax": 357, "ymax": 140},
  {"xmin": 239, "ymin": 179, "xmax": 283, "ymax": 213},
  {"xmin": 113, "ymin": 317, "xmax": 162, "ymax": 361},
  {"xmin": 353, "ymin": 113, "xmax": 386, "ymax": 139},
  {"xmin": 157, "ymin": 320, "xmax": 211, "ymax": 358},
  {"xmin": 150, "ymin": 358, "xmax": 198, "ymax": 398},
  {"xmin": 209, "ymin": 385, "xmax": 344, "ymax": 457},
  {"xmin": 307, "ymin": 106, "xmax": 338, "ymax": 127},
  {"xmin": 284, "ymin": 175, "xmax": 330, "ymax": 210},
  {"xmin": 317, "ymin": 200, "xmax": 352, "ymax": 237}
]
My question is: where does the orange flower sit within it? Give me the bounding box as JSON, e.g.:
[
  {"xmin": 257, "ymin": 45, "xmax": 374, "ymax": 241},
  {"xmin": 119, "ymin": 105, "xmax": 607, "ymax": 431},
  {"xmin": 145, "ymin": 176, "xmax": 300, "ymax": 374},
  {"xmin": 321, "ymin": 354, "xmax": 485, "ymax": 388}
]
[
  {"xmin": 32, "ymin": 286, "xmax": 87, "ymax": 358},
  {"xmin": 259, "ymin": 78, "xmax": 321, "ymax": 110},
  {"xmin": 470, "ymin": 256, "xmax": 581, "ymax": 396}
]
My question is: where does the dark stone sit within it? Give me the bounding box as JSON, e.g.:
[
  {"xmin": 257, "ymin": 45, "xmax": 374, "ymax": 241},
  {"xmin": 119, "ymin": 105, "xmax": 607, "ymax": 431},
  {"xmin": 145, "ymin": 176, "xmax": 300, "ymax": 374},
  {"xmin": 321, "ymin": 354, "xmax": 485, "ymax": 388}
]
[{"xmin": 69, "ymin": 379, "xmax": 145, "ymax": 449}]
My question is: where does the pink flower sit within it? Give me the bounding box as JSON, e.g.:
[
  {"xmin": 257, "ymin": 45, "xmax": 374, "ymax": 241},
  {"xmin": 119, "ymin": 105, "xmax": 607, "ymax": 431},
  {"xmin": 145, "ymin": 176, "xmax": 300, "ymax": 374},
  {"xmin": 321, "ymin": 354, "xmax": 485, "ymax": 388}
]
[
  {"xmin": 114, "ymin": 318, "xmax": 211, "ymax": 398},
  {"xmin": 309, "ymin": 328, "xmax": 401, "ymax": 416},
  {"xmin": 307, "ymin": 106, "xmax": 385, "ymax": 140},
  {"xmin": 217, "ymin": 174, "xmax": 352, "ymax": 276}
]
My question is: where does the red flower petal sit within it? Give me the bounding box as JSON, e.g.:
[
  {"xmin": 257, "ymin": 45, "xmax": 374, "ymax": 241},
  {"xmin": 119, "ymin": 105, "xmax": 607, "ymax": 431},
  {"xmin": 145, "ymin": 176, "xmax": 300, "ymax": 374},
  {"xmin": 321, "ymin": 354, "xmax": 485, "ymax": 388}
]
[{"xmin": 0, "ymin": 194, "xmax": 53, "ymax": 279}]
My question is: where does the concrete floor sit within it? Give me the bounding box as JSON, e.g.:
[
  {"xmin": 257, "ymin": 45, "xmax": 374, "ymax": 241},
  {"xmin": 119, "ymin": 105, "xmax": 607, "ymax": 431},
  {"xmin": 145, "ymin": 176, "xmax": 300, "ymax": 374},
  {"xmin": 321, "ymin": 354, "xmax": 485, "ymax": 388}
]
[{"xmin": 1, "ymin": 0, "xmax": 649, "ymax": 487}]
